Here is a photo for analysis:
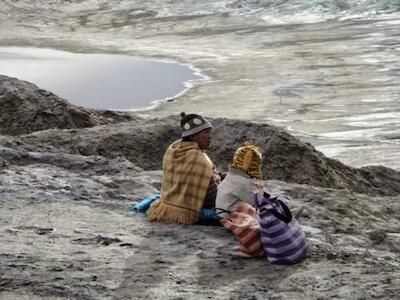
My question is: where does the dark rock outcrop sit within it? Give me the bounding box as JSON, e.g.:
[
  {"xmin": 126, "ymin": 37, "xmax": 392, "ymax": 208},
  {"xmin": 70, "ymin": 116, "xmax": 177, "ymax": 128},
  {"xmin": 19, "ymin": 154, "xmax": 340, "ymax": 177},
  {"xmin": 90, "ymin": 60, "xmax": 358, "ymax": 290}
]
[
  {"xmin": 1, "ymin": 75, "xmax": 399, "ymax": 196},
  {"xmin": 0, "ymin": 75, "xmax": 111, "ymax": 135},
  {"xmin": 1, "ymin": 77, "xmax": 400, "ymax": 300},
  {"xmin": 1, "ymin": 115, "xmax": 400, "ymax": 196},
  {"xmin": 210, "ymin": 118, "xmax": 400, "ymax": 196},
  {"xmin": 0, "ymin": 157, "xmax": 8, "ymax": 169}
]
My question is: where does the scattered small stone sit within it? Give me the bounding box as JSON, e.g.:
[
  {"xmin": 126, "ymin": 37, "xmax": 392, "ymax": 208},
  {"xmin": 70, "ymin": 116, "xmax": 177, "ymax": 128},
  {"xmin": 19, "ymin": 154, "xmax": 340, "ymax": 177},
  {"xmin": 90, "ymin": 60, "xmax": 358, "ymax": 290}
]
[
  {"xmin": 37, "ymin": 227, "xmax": 54, "ymax": 235},
  {"xmin": 49, "ymin": 266, "xmax": 63, "ymax": 272},
  {"xmin": 119, "ymin": 242, "xmax": 134, "ymax": 247},
  {"xmin": 38, "ymin": 89, "xmax": 52, "ymax": 96},
  {"xmin": 20, "ymin": 279, "xmax": 32, "ymax": 286},
  {"xmin": 326, "ymin": 252, "xmax": 337, "ymax": 260},
  {"xmin": 72, "ymin": 235, "xmax": 122, "ymax": 246},
  {"xmin": 368, "ymin": 229, "xmax": 387, "ymax": 244},
  {"xmin": 0, "ymin": 158, "xmax": 8, "ymax": 169},
  {"xmin": 0, "ymin": 279, "xmax": 12, "ymax": 286}
]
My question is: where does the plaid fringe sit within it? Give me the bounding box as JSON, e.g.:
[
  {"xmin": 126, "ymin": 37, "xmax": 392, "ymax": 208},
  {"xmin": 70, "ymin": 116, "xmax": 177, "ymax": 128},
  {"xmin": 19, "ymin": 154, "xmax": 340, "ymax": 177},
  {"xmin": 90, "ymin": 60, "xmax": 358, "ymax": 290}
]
[{"xmin": 147, "ymin": 200, "xmax": 199, "ymax": 225}]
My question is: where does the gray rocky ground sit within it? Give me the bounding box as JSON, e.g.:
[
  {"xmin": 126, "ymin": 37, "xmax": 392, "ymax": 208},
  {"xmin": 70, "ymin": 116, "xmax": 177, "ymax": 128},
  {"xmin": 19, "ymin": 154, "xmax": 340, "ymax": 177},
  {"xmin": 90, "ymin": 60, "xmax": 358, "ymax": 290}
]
[
  {"xmin": 1, "ymin": 2, "xmax": 400, "ymax": 297},
  {"xmin": 1, "ymin": 77, "xmax": 400, "ymax": 299},
  {"xmin": 0, "ymin": 76, "xmax": 111, "ymax": 135},
  {"xmin": 2, "ymin": 0, "xmax": 400, "ymax": 170}
]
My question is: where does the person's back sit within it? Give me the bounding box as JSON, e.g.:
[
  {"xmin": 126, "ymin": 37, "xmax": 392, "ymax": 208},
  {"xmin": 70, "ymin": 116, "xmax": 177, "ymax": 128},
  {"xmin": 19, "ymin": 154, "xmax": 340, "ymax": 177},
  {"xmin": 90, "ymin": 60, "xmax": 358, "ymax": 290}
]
[
  {"xmin": 148, "ymin": 112, "xmax": 218, "ymax": 225},
  {"xmin": 216, "ymin": 144, "xmax": 263, "ymax": 217}
]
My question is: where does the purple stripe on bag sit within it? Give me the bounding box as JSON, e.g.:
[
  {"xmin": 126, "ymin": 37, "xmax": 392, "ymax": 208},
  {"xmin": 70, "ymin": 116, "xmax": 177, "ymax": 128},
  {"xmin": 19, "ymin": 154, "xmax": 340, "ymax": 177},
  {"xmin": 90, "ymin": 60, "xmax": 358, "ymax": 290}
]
[
  {"xmin": 267, "ymin": 247, "xmax": 307, "ymax": 264},
  {"xmin": 261, "ymin": 225, "xmax": 286, "ymax": 237},
  {"xmin": 261, "ymin": 219, "xmax": 301, "ymax": 233},
  {"xmin": 256, "ymin": 193, "xmax": 308, "ymax": 264},
  {"xmin": 260, "ymin": 223, "xmax": 295, "ymax": 237},
  {"xmin": 261, "ymin": 228, "xmax": 302, "ymax": 247},
  {"xmin": 263, "ymin": 234, "xmax": 307, "ymax": 255},
  {"xmin": 259, "ymin": 217, "xmax": 282, "ymax": 229},
  {"xmin": 267, "ymin": 241, "xmax": 307, "ymax": 260},
  {"xmin": 267, "ymin": 242, "xmax": 308, "ymax": 263},
  {"xmin": 262, "ymin": 229, "xmax": 303, "ymax": 248}
]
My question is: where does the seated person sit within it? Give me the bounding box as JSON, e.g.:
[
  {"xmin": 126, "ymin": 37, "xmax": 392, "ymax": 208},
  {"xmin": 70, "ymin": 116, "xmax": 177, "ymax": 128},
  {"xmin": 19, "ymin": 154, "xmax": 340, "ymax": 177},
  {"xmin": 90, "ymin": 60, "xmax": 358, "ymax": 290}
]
[
  {"xmin": 147, "ymin": 112, "xmax": 221, "ymax": 225},
  {"xmin": 216, "ymin": 143, "xmax": 305, "ymax": 219},
  {"xmin": 216, "ymin": 143, "xmax": 263, "ymax": 217}
]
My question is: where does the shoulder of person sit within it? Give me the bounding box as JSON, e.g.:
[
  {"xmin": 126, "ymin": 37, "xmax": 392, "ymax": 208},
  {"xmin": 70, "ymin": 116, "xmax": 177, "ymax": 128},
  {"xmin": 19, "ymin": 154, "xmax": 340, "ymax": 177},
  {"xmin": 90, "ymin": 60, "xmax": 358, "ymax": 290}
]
[{"xmin": 186, "ymin": 148, "xmax": 211, "ymax": 161}]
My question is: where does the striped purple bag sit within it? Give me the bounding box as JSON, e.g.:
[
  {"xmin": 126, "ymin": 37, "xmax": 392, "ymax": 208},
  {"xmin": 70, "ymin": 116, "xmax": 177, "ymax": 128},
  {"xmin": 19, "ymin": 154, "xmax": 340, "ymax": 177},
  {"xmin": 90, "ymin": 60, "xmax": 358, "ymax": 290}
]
[{"xmin": 255, "ymin": 192, "xmax": 308, "ymax": 264}]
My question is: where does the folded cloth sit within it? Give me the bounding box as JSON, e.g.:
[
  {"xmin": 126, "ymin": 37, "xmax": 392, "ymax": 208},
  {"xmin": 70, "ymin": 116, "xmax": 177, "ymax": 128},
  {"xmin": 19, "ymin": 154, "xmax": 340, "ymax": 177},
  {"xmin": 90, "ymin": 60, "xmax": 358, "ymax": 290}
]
[
  {"xmin": 221, "ymin": 203, "xmax": 264, "ymax": 257},
  {"xmin": 132, "ymin": 194, "xmax": 160, "ymax": 213}
]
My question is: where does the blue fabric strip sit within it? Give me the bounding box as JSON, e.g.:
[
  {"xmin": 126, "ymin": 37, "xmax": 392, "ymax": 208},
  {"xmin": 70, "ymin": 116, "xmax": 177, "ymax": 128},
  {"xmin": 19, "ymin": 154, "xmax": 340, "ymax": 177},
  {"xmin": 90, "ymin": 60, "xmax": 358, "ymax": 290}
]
[{"xmin": 132, "ymin": 194, "xmax": 160, "ymax": 213}]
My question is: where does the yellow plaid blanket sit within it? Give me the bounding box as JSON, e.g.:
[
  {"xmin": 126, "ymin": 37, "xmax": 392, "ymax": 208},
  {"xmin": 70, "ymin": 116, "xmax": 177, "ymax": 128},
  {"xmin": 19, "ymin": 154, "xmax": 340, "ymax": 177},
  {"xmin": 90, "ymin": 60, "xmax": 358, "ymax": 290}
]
[{"xmin": 148, "ymin": 140, "xmax": 213, "ymax": 225}]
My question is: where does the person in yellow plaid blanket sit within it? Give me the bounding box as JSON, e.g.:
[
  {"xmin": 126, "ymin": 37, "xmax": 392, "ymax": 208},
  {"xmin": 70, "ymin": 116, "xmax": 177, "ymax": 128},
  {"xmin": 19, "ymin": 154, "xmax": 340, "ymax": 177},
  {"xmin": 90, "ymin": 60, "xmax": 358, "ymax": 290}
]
[{"xmin": 148, "ymin": 112, "xmax": 221, "ymax": 225}]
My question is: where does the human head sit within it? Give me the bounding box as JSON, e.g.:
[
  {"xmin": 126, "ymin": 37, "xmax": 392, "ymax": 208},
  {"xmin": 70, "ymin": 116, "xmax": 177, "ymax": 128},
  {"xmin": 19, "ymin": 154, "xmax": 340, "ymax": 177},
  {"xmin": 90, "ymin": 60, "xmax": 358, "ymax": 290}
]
[
  {"xmin": 230, "ymin": 143, "xmax": 263, "ymax": 180},
  {"xmin": 180, "ymin": 112, "xmax": 212, "ymax": 150}
]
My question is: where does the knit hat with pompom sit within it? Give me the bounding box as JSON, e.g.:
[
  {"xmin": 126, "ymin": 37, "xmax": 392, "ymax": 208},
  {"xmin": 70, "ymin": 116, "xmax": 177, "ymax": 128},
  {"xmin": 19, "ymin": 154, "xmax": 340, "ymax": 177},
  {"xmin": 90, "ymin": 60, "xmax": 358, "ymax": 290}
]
[{"xmin": 180, "ymin": 112, "xmax": 212, "ymax": 137}]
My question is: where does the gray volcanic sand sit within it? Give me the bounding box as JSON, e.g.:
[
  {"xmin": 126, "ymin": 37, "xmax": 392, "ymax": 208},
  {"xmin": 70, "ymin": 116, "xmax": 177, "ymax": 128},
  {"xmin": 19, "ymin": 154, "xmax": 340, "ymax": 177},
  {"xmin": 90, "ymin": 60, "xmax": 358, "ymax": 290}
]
[
  {"xmin": 0, "ymin": 75, "xmax": 400, "ymax": 299},
  {"xmin": 1, "ymin": 0, "xmax": 400, "ymax": 169},
  {"xmin": 1, "ymin": 154, "xmax": 400, "ymax": 299},
  {"xmin": 1, "ymin": 1, "xmax": 400, "ymax": 299}
]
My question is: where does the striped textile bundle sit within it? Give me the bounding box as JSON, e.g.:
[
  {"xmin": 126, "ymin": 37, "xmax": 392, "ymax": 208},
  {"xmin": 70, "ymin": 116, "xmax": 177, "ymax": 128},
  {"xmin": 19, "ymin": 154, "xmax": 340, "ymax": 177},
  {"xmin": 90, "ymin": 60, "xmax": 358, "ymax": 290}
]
[
  {"xmin": 255, "ymin": 193, "xmax": 308, "ymax": 264},
  {"xmin": 220, "ymin": 203, "xmax": 264, "ymax": 257}
]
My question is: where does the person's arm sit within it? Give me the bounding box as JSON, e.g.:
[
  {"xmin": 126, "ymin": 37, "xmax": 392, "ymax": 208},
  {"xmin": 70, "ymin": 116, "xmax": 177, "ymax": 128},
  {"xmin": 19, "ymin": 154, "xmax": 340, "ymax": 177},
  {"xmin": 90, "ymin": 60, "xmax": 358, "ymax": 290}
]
[
  {"xmin": 212, "ymin": 165, "xmax": 222, "ymax": 184},
  {"xmin": 203, "ymin": 168, "xmax": 220, "ymax": 208},
  {"xmin": 218, "ymin": 171, "xmax": 227, "ymax": 181}
]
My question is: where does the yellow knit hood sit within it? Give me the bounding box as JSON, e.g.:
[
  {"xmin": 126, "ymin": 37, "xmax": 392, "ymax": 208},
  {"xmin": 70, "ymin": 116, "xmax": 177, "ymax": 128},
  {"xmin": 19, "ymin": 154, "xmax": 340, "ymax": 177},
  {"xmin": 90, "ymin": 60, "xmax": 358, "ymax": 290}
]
[{"xmin": 230, "ymin": 144, "xmax": 263, "ymax": 180}]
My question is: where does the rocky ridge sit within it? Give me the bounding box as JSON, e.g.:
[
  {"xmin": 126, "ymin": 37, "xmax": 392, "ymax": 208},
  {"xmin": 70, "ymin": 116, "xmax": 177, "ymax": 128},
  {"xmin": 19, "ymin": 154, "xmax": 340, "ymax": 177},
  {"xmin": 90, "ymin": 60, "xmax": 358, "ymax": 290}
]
[
  {"xmin": 1, "ymin": 114, "xmax": 400, "ymax": 196},
  {"xmin": 1, "ymin": 77, "xmax": 400, "ymax": 299},
  {"xmin": 0, "ymin": 75, "xmax": 112, "ymax": 135}
]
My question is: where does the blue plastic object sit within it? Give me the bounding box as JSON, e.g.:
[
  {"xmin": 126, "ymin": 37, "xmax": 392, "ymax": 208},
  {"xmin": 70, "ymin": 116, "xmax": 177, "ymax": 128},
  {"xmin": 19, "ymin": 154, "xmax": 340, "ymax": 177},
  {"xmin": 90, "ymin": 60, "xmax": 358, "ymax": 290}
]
[
  {"xmin": 132, "ymin": 194, "xmax": 160, "ymax": 213},
  {"xmin": 199, "ymin": 208, "xmax": 220, "ymax": 221}
]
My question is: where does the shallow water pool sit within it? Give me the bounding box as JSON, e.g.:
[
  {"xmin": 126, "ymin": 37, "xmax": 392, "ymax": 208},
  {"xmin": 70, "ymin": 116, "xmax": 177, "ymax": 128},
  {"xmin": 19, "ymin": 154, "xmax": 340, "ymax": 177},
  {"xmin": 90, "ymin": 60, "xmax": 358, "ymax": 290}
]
[{"xmin": 0, "ymin": 47, "xmax": 202, "ymax": 110}]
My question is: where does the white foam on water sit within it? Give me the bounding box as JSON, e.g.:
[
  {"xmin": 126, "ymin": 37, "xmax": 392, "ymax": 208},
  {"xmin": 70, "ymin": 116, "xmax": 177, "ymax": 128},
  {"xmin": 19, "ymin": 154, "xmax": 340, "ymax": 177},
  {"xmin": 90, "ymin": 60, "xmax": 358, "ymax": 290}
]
[
  {"xmin": 342, "ymin": 111, "xmax": 400, "ymax": 126},
  {"xmin": 298, "ymin": 117, "xmax": 348, "ymax": 123},
  {"xmin": 343, "ymin": 111, "xmax": 400, "ymax": 121},
  {"xmin": 265, "ymin": 118, "xmax": 293, "ymax": 123},
  {"xmin": 360, "ymin": 98, "xmax": 395, "ymax": 103},
  {"xmin": 315, "ymin": 144, "xmax": 349, "ymax": 157},
  {"xmin": 347, "ymin": 119, "xmax": 400, "ymax": 127},
  {"xmin": 319, "ymin": 127, "xmax": 385, "ymax": 140},
  {"xmin": 262, "ymin": 13, "xmax": 332, "ymax": 25},
  {"xmin": 382, "ymin": 18, "xmax": 400, "ymax": 25},
  {"xmin": 317, "ymin": 142, "xmax": 400, "ymax": 170}
]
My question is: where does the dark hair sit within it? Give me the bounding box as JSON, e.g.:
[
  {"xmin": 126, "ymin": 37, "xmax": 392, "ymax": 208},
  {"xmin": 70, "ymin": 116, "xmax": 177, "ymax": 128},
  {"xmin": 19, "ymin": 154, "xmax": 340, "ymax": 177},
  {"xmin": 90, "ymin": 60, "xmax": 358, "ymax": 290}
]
[{"xmin": 182, "ymin": 135, "xmax": 193, "ymax": 141}]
